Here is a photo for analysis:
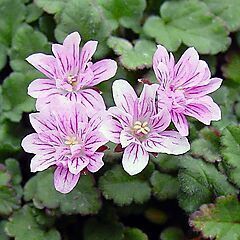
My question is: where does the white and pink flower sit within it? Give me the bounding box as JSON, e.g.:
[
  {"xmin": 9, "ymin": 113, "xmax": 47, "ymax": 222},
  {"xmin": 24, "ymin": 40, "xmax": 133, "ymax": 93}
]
[
  {"xmin": 101, "ymin": 80, "xmax": 190, "ymax": 175},
  {"xmin": 26, "ymin": 32, "xmax": 117, "ymax": 116}
]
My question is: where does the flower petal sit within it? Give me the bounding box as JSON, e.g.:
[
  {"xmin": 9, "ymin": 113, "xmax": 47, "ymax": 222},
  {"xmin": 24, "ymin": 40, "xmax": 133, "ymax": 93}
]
[
  {"xmin": 28, "ymin": 79, "xmax": 56, "ymax": 98},
  {"xmin": 143, "ymin": 131, "xmax": 190, "ymax": 155},
  {"xmin": 122, "ymin": 143, "xmax": 149, "ymax": 176},
  {"xmin": 120, "ymin": 130, "xmax": 137, "ymax": 148},
  {"xmin": 63, "ymin": 32, "xmax": 81, "ymax": 69},
  {"xmin": 138, "ymin": 83, "xmax": 158, "ymax": 118},
  {"xmin": 149, "ymin": 108, "xmax": 171, "ymax": 133},
  {"xmin": 184, "ymin": 96, "xmax": 221, "ymax": 125},
  {"xmin": 173, "ymin": 47, "xmax": 199, "ymax": 88},
  {"xmin": 79, "ymin": 40, "xmax": 98, "ymax": 71},
  {"xmin": 84, "ymin": 130, "xmax": 108, "ymax": 152},
  {"xmin": 108, "ymin": 106, "xmax": 133, "ymax": 127},
  {"xmin": 153, "ymin": 45, "xmax": 175, "ymax": 88},
  {"xmin": 68, "ymin": 155, "xmax": 89, "ymax": 175},
  {"xmin": 89, "ymin": 59, "xmax": 117, "ymax": 86},
  {"xmin": 87, "ymin": 152, "xmax": 104, "ymax": 173},
  {"xmin": 185, "ymin": 78, "xmax": 222, "ymax": 97},
  {"xmin": 112, "ymin": 80, "xmax": 137, "ymax": 115},
  {"xmin": 100, "ymin": 117, "xmax": 123, "ymax": 144},
  {"xmin": 29, "ymin": 112, "xmax": 56, "ymax": 133},
  {"xmin": 54, "ymin": 165, "xmax": 80, "ymax": 194},
  {"xmin": 26, "ymin": 53, "xmax": 57, "ymax": 79},
  {"xmin": 79, "ymin": 89, "xmax": 106, "ymax": 117},
  {"xmin": 171, "ymin": 111, "xmax": 189, "ymax": 136},
  {"xmin": 30, "ymin": 154, "xmax": 56, "ymax": 172}
]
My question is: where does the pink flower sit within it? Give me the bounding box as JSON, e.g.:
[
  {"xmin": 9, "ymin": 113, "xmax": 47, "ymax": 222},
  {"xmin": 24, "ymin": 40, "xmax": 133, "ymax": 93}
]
[
  {"xmin": 26, "ymin": 32, "xmax": 117, "ymax": 116},
  {"xmin": 22, "ymin": 97, "xmax": 108, "ymax": 194},
  {"xmin": 153, "ymin": 45, "xmax": 222, "ymax": 136},
  {"xmin": 101, "ymin": 80, "xmax": 190, "ymax": 175}
]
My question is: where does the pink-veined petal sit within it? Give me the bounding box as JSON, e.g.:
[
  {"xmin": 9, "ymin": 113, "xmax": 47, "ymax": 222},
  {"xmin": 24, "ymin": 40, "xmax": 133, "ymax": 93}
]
[
  {"xmin": 153, "ymin": 45, "xmax": 175, "ymax": 87},
  {"xmin": 29, "ymin": 112, "xmax": 56, "ymax": 133},
  {"xmin": 185, "ymin": 78, "xmax": 222, "ymax": 97},
  {"xmin": 68, "ymin": 155, "xmax": 89, "ymax": 175},
  {"xmin": 28, "ymin": 79, "xmax": 56, "ymax": 98},
  {"xmin": 122, "ymin": 143, "xmax": 149, "ymax": 176},
  {"xmin": 171, "ymin": 111, "xmax": 189, "ymax": 136},
  {"xmin": 108, "ymin": 106, "xmax": 133, "ymax": 127},
  {"xmin": 79, "ymin": 89, "xmax": 106, "ymax": 117},
  {"xmin": 88, "ymin": 59, "xmax": 117, "ymax": 86},
  {"xmin": 26, "ymin": 53, "xmax": 57, "ymax": 79},
  {"xmin": 62, "ymin": 32, "xmax": 81, "ymax": 69},
  {"xmin": 120, "ymin": 130, "xmax": 137, "ymax": 148},
  {"xmin": 173, "ymin": 47, "xmax": 199, "ymax": 88},
  {"xmin": 112, "ymin": 80, "xmax": 137, "ymax": 115},
  {"xmin": 22, "ymin": 133, "xmax": 56, "ymax": 155},
  {"xmin": 149, "ymin": 108, "xmax": 171, "ymax": 133},
  {"xmin": 184, "ymin": 96, "xmax": 221, "ymax": 125},
  {"xmin": 143, "ymin": 131, "xmax": 190, "ymax": 155},
  {"xmin": 30, "ymin": 154, "xmax": 56, "ymax": 172},
  {"xmin": 79, "ymin": 41, "xmax": 98, "ymax": 71},
  {"xmin": 138, "ymin": 84, "xmax": 159, "ymax": 118},
  {"xmin": 84, "ymin": 130, "xmax": 108, "ymax": 152},
  {"xmin": 54, "ymin": 165, "xmax": 80, "ymax": 194},
  {"xmin": 100, "ymin": 117, "xmax": 123, "ymax": 144},
  {"xmin": 87, "ymin": 152, "xmax": 104, "ymax": 173}
]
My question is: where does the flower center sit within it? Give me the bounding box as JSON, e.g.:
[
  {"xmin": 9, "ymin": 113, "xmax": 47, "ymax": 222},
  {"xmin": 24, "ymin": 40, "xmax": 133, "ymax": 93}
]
[
  {"xmin": 64, "ymin": 136, "xmax": 79, "ymax": 146},
  {"xmin": 67, "ymin": 74, "xmax": 78, "ymax": 86},
  {"xmin": 133, "ymin": 121, "xmax": 150, "ymax": 135}
]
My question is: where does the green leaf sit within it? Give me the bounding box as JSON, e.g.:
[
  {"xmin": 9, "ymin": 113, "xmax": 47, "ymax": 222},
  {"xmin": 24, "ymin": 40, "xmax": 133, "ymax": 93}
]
[
  {"xmin": 191, "ymin": 127, "xmax": 221, "ymax": 163},
  {"xmin": 108, "ymin": 37, "xmax": 156, "ymax": 70},
  {"xmin": 0, "ymin": 0, "xmax": 26, "ymax": 46},
  {"xmin": 98, "ymin": 0, "xmax": 146, "ymax": 32},
  {"xmin": 222, "ymin": 52, "xmax": 240, "ymax": 84},
  {"xmin": 84, "ymin": 218, "xmax": 124, "ymax": 240},
  {"xmin": 150, "ymin": 171, "xmax": 179, "ymax": 200},
  {"xmin": 0, "ymin": 121, "xmax": 22, "ymax": 156},
  {"xmin": 151, "ymin": 154, "xmax": 180, "ymax": 173},
  {"xmin": 0, "ymin": 221, "xmax": 9, "ymax": 240},
  {"xmin": 221, "ymin": 125, "xmax": 240, "ymax": 187},
  {"xmin": 99, "ymin": 165, "xmax": 151, "ymax": 206},
  {"xmin": 10, "ymin": 24, "xmax": 50, "ymax": 72},
  {"xmin": 35, "ymin": 0, "xmax": 66, "ymax": 14},
  {"xmin": 143, "ymin": 0, "xmax": 230, "ymax": 54},
  {"xmin": 5, "ymin": 205, "xmax": 61, "ymax": 240},
  {"xmin": 26, "ymin": 3, "xmax": 43, "ymax": 23},
  {"xmin": 55, "ymin": 0, "xmax": 114, "ymax": 55},
  {"xmin": 0, "ymin": 159, "xmax": 22, "ymax": 216},
  {"xmin": 178, "ymin": 156, "xmax": 237, "ymax": 213},
  {"xmin": 2, "ymin": 72, "xmax": 38, "ymax": 121},
  {"xmin": 190, "ymin": 195, "xmax": 240, "ymax": 240},
  {"xmin": 203, "ymin": 0, "xmax": 240, "ymax": 32},
  {"xmin": 0, "ymin": 44, "xmax": 7, "ymax": 71},
  {"xmin": 124, "ymin": 228, "xmax": 148, "ymax": 240},
  {"xmin": 24, "ymin": 169, "xmax": 101, "ymax": 215},
  {"xmin": 160, "ymin": 227, "xmax": 184, "ymax": 240}
]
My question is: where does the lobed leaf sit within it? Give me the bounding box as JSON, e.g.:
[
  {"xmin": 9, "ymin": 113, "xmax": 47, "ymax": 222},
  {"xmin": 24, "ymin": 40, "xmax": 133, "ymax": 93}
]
[
  {"xmin": 143, "ymin": 0, "xmax": 230, "ymax": 54},
  {"xmin": 190, "ymin": 195, "xmax": 240, "ymax": 240},
  {"xmin": 99, "ymin": 165, "xmax": 151, "ymax": 206},
  {"xmin": 24, "ymin": 169, "xmax": 102, "ymax": 215}
]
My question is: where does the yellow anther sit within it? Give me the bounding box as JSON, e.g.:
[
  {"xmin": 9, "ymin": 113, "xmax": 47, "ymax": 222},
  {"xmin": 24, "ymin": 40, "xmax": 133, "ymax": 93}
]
[
  {"xmin": 67, "ymin": 75, "xmax": 77, "ymax": 86},
  {"xmin": 133, "ymin": 121, "xmax": 150, "ymax": 135},
  {"xmin": 65, "ymin": 136, "xmax": 78, "ymax": 146}
]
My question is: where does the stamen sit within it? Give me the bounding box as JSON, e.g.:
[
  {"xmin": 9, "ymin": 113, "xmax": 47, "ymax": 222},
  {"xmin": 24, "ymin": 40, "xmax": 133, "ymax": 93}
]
[
  {"xmin": 133, "ymin": 121, "xmax": 150, "ymax": 135},
  {"xmin": 65, "ymin": 136, "xmax": 79, "ymax": 146}
]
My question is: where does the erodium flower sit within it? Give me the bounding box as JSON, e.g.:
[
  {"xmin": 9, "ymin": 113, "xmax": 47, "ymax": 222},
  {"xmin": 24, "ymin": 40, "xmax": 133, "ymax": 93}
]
[
  {"xmin": 153, "ymin": 45, "xmax": 222, "ymax": 136},
  {"xmin": 101, "ymin": 80, "xmax": 190, "ymax": 176},
  {"xmin": 26, "ymin": 32, "xmax": 117, "ymax": 116},
  {"xmin": 22, "ymin": 97, "xmax": 108, "ymax": 194}
]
